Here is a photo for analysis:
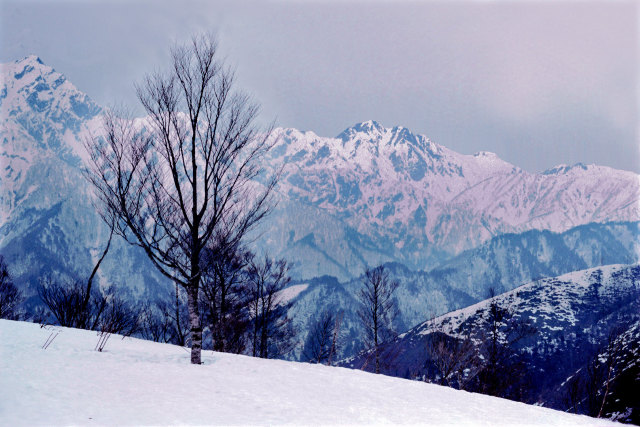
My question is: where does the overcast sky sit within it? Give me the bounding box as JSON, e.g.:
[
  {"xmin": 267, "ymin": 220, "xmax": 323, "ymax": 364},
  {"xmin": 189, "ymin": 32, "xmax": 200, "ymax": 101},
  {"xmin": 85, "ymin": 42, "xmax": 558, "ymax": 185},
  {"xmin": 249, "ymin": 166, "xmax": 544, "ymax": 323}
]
[{"xmin": 1, "ymin": 0, "xmax": 638, "ymax": 173}]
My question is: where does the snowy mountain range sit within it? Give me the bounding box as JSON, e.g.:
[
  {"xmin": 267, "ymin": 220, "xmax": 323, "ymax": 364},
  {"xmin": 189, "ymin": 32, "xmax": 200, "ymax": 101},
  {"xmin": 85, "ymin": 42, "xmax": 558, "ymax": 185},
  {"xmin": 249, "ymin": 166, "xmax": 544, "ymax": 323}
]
[
  {"xmin": 258, "ymin": 121, "xmax": 640, "ymax": 278},
  {"xmin": 2, "ymin": 55, "xmax": 638, "ymax": 423},
  {"xmin": 1, "ymin": 55, "xmax": 638, "ymax": 305}
]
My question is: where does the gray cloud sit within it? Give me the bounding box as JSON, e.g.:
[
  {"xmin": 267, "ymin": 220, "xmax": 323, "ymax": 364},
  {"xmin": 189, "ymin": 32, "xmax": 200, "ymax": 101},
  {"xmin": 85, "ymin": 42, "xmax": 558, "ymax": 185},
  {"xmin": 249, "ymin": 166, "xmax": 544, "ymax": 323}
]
[{"xmin": 1, "ymin": 0, "xmax": 637, "ymax": 172}]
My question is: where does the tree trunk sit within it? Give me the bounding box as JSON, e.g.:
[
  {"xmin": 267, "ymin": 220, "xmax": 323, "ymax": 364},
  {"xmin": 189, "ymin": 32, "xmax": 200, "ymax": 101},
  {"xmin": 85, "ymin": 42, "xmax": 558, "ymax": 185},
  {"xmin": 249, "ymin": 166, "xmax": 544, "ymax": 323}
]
[
  {"xmin": 374, "ymin": 331, "xmax": 380, "ymax": 374},
  {"xmin": 81, "ymin": 222, "xmax": 114, "ymax": 329},
  {"xmin": 175, "ymin": 283, "xmax": 186, "ymax": 346},
  {"xmin": 374, "ymin": 299, "xmax": 380, "ymax": 374},
  {"xmin": 215, "ymin": 272, "xmax": 226, "ymax": 352},
  {"xmin": 186, "ymin": 285, "xmax": 202, "ymax": 364}
]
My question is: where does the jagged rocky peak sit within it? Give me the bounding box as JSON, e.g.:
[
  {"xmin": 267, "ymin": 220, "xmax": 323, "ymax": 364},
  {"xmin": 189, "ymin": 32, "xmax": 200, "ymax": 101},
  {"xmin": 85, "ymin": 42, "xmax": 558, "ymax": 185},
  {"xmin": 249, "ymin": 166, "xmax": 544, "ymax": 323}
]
[
  {"xmin": 5, "ymin": 55, "xmax": 58, "ymax": 87},
  {"xmin": 275, "ymin": 126, "xmax": 321, "ymax": 143},
  {"xmin": 339, "ymin": 119, "xmax": 385, "ymax": 136},
  {"xmin": 336, "ymin": 119, "xmax": 387, "ymax": 142},
  {"xmin": 1, "ymin": 55, "xmax": 100, "ymax": 120},
  {"xmin": 1, "ymin": 57, "xmax": 101, "ymax": 131},
  {"xmin": 20, "ymin": 55, "xmax": 45, "ymax": 67},
  {"xmin": 0, "ymin": 56, "xmax": 103, "ymax": 177},
  {"xmin": 335, "ymin": 120, "xmax": 438, "ymax": 153},
  {"xmin": 9, "ymin": 55, "xmax": 46, "ymax": 75},
  {"xmin": 20, "ymin": 54, "xmax": 44, "ymax": 65},
  {"xmin": 473, "ymin": 151, "xmax": 498, "ymax": 158},
  {"xmin": 542, "ymin": 163, "xmax": 592, "ymax": 175}
]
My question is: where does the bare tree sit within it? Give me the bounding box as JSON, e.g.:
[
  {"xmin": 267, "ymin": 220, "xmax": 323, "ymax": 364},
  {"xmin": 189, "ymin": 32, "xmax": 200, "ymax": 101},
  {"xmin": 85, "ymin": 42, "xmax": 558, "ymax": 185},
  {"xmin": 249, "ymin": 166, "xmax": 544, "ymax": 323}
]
[
  {"xmin": 139, "ymin": 302, "xmax": 174, "ymax": 343},
  {"xmin": 138, "ymin": 289, "xmax": 190, "ymax": 345},
  {"xmin": 246, "ymin": 255, "xmax": 296, "ymax": 359},
  {"xmin": 596, "ymin": 328, "xmax": 625, "ymax": 418},
  {"xmin": 425, "ymin": 327, "xmax": 479, "ymax": 390},
  {"xmin": 81, "ymin": 220, "xmax": 115, "ymax": 320},
  {"xmin": 171, "ymin": 283, "xmax": 189, "ymax": 346},
  {"xmin": 38, "ymin": 277, "xmax": 106, "ymax": 329},
  {"xmin": 561, "ymin": 328, "xmax": 628, "ymax": 418},
  {"xmin": 327, "ymin": 310, "xmax": 344, "ymax": 366},
  {"xmin": 0, "ymin": 255, "xmax": 23, "ymax": 320},
  {"xmin": 97, "ymin": 290, "xmax": 141, "ymax": 337},
  {"xmin": 357, "ymin": 265, "xmax": 399, "ymax": 374},
  {"xmin": 85, "ymin": 35, "xmax": 277, "ymax": 364},
  {"xmin": 39, "ymin": 276, "xmax": 141, "ymax": 337},
  {"xmin": 563, "ymin": 371, "xmax": 585, "ymax": 414},
  {"xmin": 201, "ymin": 234, "xmax": 252, "ymax": 354},
  {"xmin": 568, "ymin": 327, "xmax": 628, "ymax": 418},
  {"xmin": 37, "ymin": 221, "xmax": 115, "ymax": 330},
  {"xmin": 303, "ymin": 310, "xmax": 336, "ymax": 364}
]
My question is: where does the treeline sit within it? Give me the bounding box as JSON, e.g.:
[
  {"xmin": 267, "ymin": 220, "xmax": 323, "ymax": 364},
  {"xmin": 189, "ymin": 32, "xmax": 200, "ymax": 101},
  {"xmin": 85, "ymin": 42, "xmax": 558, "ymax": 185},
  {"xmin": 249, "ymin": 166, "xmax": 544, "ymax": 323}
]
[
  {"xmin": 0, "ymin": 246, "xmax": 396, "ymax": 367},
  {"xmin": 0, "ymin": 245, "xmax": 297, "ymax": 360}
]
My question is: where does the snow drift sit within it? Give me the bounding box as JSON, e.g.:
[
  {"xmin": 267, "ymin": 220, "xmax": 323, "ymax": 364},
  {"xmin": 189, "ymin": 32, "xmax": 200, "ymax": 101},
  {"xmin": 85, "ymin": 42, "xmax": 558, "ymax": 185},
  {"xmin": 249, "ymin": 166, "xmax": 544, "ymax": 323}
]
[{"xmin": 0, "ymin": 319, "xmax": 615, "ymax": 426}]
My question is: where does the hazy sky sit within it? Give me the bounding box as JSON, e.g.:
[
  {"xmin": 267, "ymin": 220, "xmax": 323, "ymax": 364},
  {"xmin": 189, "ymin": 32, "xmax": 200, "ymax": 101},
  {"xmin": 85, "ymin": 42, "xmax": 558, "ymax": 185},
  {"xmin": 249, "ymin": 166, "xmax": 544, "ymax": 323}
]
[{"xmin": 1, "ymin": 0, "xmax": 638, "ymax": 173}]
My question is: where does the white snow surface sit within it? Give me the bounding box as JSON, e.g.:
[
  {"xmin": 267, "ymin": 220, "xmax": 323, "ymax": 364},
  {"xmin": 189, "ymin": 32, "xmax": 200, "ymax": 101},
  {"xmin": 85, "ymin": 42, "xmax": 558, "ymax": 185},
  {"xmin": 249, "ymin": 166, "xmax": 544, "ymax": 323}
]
[
  {"xmin": 0, "ymin": 320, "xmax": 614, "ymax": 426},
  {"xmin": 276, "ymin": 283, "xmax": 309, "ymax": 304},
  {"xmin": 409, "ymin": 263, "xmax": 640, "ymax": 340}
]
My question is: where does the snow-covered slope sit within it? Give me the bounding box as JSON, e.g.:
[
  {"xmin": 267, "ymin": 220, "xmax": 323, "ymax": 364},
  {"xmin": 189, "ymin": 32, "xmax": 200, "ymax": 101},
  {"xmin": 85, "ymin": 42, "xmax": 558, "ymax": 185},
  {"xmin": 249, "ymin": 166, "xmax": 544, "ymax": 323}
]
[
  {"xmin": 0, "ymin": 55, "xmax": 100, "ymax": 222},
  {"xmin": 0, "ymin": 56, "xmax": 171, "ymax": 303},
  {"xmin": 553, "ymin": 317, "xmax": 640, "ymax": 424},
  {"xmin": 343, "ymin": 263, "xmax": 639, "ymax": 421},
  {"xmin": 0, "ymin": 319, "xmax": 615, "ymax": 426},
  {"xmin": 418, "ymin": 263, "xmax": 640, "ymax": 339}
]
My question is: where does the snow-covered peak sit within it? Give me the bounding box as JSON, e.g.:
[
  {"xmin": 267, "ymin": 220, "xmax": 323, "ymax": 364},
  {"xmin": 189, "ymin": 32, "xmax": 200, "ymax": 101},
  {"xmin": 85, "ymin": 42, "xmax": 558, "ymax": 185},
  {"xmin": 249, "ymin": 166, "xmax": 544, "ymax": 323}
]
[
  {"xmin": 1, "ymin": 55, "xmax": 101, "ymax": 122},
  {"xmin": 273, "ymin": 126, "xmax": 321, "ymax": 143},
  {"xmin": 3, "ymin": 55, "xmax": 65, "ymax": 98},
  {"xmin": 336, "ymin": 119, "xmax": 386, "ymax": 141},
  {"xmin": 462, "ymin": 150, "xmax": 517, "ymax": 176},
  {"xmin": 5, "ymin": 55, "xmax": 48, "ymax": 79},
  {"xmin": 15, "ymin": 54, "xmax": 45, "ymax": 69},
  {"xmin": 473, "ymin": 150, "xmax": 498, "ymax": 158},
  {"xmin": 335, "ymin": 121, "xmax": 435, "ymax": 151},
  {"xmin": 23, "ymin": 54, "xmax": 44, "ymax": 64},
  {"xmin": 0, "ymin": 57, "xmax": 103, "ymax": 224}
]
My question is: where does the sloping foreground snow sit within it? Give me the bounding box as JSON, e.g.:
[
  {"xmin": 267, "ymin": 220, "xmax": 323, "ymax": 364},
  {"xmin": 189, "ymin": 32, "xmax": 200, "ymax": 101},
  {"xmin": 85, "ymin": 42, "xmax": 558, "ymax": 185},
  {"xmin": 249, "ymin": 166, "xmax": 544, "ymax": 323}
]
[{"xmin": 0, "ymin": 320, "xmax": 615, "ymax": 426}]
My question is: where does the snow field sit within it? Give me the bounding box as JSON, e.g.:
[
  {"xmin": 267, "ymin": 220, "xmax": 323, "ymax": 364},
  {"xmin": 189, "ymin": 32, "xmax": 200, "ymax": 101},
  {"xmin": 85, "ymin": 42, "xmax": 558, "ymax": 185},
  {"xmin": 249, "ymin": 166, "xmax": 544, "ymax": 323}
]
[{"xmin": 0, "ymin": 320, "xmax": 615, "ymax": 426}]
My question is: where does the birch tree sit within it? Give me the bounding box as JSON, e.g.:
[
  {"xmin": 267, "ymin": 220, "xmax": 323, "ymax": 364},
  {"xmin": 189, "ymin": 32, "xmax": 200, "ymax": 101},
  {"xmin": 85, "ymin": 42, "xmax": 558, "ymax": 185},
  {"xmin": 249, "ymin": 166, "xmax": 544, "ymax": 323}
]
[{"xmin": 85, "ymin": 35, "xmax": 277, "ymax": 364}]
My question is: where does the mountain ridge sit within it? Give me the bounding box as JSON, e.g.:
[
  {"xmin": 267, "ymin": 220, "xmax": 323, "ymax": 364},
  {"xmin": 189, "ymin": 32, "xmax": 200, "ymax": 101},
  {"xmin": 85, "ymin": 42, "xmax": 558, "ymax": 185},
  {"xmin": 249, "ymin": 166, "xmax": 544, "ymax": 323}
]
[
  {"xmin": 260, "ymin": 117, "xmax": 638, "ymax": 277},
  {"xmin": 1, "ymin": 55, "xmax": 638, "ymax": 290},
  {"xmin": 341, "ymin": 263, "xmax": 640, "ymax": 423}
]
